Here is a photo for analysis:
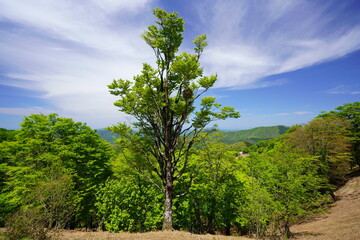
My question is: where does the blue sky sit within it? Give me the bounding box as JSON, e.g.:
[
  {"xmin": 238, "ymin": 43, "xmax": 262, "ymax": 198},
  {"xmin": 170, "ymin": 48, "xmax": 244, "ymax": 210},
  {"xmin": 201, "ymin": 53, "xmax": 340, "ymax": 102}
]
[{"xmin": 0, "ymin": 0, "xmax": 359, "ymax": 130}]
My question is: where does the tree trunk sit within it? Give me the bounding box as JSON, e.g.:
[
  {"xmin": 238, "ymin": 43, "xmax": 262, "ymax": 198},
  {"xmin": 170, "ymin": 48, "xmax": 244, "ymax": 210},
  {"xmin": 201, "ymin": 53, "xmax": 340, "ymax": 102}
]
[
  {"xmin": 193, "ymin": 198, "xmax": 204, "ymax": 233},
  {"xmin": 282, "ymin": 220, "xmax": 291, "ymax": 239},
  {"xmin": 163, "ymin": 187, "xmax": 173, "ymax": 230},
  {"xmin": 163, "ymin": 161, "xmax": 174, "ymax": 230}
]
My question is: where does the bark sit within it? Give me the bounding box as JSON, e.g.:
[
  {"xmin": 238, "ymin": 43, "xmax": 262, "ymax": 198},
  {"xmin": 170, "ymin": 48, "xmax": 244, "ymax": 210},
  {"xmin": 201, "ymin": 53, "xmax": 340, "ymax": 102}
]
[{"xmin": 162, "ymin": 160, "xmax": 174, "ymax": 230}]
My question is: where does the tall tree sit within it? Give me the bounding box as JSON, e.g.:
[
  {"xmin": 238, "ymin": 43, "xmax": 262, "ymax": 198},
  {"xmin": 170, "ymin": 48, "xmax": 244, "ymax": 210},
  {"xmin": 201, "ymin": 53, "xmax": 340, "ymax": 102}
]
[{"xmin": 108, "ymin": 9, "xmax": 239, "ymax": 230}]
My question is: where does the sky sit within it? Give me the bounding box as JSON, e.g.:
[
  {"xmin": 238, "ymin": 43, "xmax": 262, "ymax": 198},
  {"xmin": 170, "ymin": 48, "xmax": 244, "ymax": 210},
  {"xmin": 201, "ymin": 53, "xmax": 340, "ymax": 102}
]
[{"xmin": 0, "ymin": 0, "xmax": 359, "ymax": 130}]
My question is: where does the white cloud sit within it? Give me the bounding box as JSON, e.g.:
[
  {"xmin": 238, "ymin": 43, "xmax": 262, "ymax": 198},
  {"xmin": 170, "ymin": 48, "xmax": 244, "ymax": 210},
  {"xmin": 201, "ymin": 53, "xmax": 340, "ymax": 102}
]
[
  {"xmin": 196, "ymin": 0, "xmax": 360, "ymax": 89},
  {"xmin": 325, "ymin": 85, "xmax": 360, "ymax": 95},
  {"xmin": 272, "ymin": 111, "xmax": 311, "ymax": 117},
  {"xmin": 92, "ymin": 0, "xmax": 150, "ymax": 13},
  {"xmin": 0, "ymin": 0, "xmax": 359, "ymax": 128},
  {"xmin": 0, "ymin": 0, "xmax": 154, "ymax": 127},
  {"xmin": 293, "ymin": 111, "xmax": 312, "ymax": 115},
  {"xmin": 0, "ymin": 107, "xmax": 54, "ymax": 116},
  {"xmin": 273, "ymin": 113, "xmax": 289, "ymax": 116}
]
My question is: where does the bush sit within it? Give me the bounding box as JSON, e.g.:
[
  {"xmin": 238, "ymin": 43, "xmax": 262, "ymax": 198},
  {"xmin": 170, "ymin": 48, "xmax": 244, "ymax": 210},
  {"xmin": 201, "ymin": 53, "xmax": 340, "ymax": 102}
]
[
  {"xmin": 5, "ymin": 208, "xmax": 49, "ymax": 240},
  {"xmin": 95, "ymin": 177, "xmax": 163, "ymax": 232}
]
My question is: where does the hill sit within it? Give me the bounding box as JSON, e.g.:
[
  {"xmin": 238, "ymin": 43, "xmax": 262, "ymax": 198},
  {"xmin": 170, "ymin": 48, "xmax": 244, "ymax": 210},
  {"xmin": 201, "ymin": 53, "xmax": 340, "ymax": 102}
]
[
  {"xmin": 96, "ymin": 129, "xmax": 119, "ymax": 144},
  {"xmin": 213, "ymin": 125, "xmax": 289, "ymax": 144},
  {"xmin": 97, "ymin": 125, "xmax": 289, "ymax": 145}
]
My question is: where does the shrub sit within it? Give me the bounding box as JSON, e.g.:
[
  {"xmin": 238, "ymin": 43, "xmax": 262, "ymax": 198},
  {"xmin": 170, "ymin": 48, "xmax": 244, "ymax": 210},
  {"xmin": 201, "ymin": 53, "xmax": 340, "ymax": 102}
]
[
  {"xmin": 95, "ymin": 178, "xmax": 163, "ymax": 232},
  {"xmin": 5, "ymin": 208, "xmax": 48, "ymax": 240}
]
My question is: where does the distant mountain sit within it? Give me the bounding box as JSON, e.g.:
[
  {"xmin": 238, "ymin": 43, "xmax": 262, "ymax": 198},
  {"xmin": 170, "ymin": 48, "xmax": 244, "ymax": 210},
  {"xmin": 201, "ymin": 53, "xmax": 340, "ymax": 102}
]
[
  {"xmin": 212, "ymin": 125, "xmax": 289, "ymax": 144},
  {"xmin": 96, "ymin": 129, "xmax": 119, "ymax": 144},
  {"xmin": 97, "ymin": 125, "xmax": 289, "ymax": 145}
]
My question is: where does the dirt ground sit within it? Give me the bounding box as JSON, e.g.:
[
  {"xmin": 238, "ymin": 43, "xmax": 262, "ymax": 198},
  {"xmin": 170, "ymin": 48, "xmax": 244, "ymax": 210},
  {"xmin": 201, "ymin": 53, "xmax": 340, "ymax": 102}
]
[
  {"xmin": 291, "ymin": 176, "xmax": 360, "ymax": 240},
  {"xmin": 54, "ymin": 230, "xmax": 251, "ymax": 240}
]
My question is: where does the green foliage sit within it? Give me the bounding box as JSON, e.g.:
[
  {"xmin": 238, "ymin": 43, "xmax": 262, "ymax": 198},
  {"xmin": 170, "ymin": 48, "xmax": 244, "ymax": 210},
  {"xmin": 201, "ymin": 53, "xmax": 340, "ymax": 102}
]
[
  {"xmin": 173, "ymin": 135, "xmax": 247, "ymax": 234},
  {"xmin": 286, "ymin": 117, "xmax": 352, "ymax": 185},
  {"xmin": 96, "ymin": 178, "xmax": 163, "ymax": 232},
  {"xmin": 96, "ymin": 153, "xmax": 163, "ymax": 232},
  {"xmin": 318, "ymin": 102, "xmax": 360, "ymax": 166},
  {"xmin": 226, "ymin": 141, "xmax": 249, "ymax": 153},
  {"xmin": 240, "ymin": 141, "xmax": 328, "ymax": 238},
  {"xmin": 245, "ymin": 137, "xmax": 279, "ymax": 154},
  {"xmin": 0, "ymin": 114, "xmax": 113, "ymax": 227},
  {"xmin": 0, "ymin": 129, "xmax": 17, "ymax": 212},
  {"xmin": 0, "ymin": 128, "xmax": 16, "ymax": 143},
  {"xmin": 238, "ymin": 176, "xmax": 275, "ymax": 237}
]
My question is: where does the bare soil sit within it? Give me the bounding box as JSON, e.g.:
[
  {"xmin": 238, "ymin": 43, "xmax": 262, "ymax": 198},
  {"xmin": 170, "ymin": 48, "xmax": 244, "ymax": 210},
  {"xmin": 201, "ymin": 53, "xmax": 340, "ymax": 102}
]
[{"xmin": 291, "ymin": 176, "xmax": 360, "ymax": 240}]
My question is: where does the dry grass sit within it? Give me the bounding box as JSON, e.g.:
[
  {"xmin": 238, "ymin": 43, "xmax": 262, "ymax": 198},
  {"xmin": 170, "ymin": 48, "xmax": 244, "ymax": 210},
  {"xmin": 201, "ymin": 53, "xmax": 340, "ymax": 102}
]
[
  {"xmin": 291, "ymin": 176, "xmax": 360, "ymax": 240},
  {"xmin": 0, "ymin": 228, "xmax": 251, "ymax": 240},
  {"xmin": 56, "ymin": 230, "xmax": 251, "ymax": 240}
]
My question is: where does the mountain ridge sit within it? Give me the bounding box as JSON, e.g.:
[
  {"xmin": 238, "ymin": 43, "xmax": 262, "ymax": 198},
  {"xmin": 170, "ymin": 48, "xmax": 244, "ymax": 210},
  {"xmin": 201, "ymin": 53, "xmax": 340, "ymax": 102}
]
[
  {"xmin": 212, "ymin": 125, "xmax": 289, "ymax": 144},
  {"xmin": 97, "ymin": 125, "xmax": 289, "ymax": 145}
]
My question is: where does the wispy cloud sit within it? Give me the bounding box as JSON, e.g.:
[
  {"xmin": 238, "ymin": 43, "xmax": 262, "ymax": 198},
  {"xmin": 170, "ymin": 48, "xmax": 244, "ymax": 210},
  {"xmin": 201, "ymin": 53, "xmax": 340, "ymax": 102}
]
[
  {"xmin": 325, "ymin": 85, "xmax": 360, "ymax": 95},
  {"xmin": 0, "ymin": 107, "xmax": 53, "ymax": 116},
  {"xmin": 0, "ymin": 0, "xmax": 154, "ymax": 127},
  {"xmin": 273, "ymin": 113, "xmax": 290, "ymax": 116},
  {"xmin": 273, "ymin": 111, "xmax": 312, "ymax": 117},
  {"xmin": 196, "ymin": 0, "xmax": 360, "ymax": 89},
  {"xmin": 293, "ymin": 111, "xmax": 312, "ymax": 115}
]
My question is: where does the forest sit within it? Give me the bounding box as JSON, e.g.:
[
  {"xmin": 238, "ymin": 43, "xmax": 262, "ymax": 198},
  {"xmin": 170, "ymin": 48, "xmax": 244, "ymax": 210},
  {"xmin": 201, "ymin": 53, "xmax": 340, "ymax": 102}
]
[
  {"xmin": 0, "ymin": 8, "xmax": 359, "ymax": 240},
  {"xmin": 0, "ymin": 103, "xmax": 358, "ymax": 240}
]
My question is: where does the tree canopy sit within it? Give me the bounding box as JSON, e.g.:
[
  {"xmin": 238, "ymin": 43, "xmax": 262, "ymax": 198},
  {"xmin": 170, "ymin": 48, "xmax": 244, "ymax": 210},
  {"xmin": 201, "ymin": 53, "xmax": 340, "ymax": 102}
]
[{"xmin": 0, "ymin": 113, "xmax": 113, "ymax": 228}]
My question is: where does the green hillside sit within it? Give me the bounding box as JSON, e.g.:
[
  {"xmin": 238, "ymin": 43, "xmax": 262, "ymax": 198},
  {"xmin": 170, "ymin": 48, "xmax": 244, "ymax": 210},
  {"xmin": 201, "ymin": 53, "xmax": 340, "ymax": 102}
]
[
  {"xmin": 97, "ymin": 129, "xmax": 119, "ymax": 144},
  {"xmin": 98, "ymin": 125, "xmax": 289, "ymax": 145},
  {"xmin": 213, "ymin": 125, "xmax": 289, "ymax": 144}
]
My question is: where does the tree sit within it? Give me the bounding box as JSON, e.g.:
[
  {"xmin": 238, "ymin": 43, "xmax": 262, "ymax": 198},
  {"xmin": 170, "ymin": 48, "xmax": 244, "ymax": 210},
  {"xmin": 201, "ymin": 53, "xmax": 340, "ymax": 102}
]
[
  {"xmin": 0, "ymin": 128, "xmax": 16, "ymax": 143},
  {"xmin": 286, "ymin": 117, "xmax": 352, "ymax": 185},
  {"xmin": 240, "ymin": 142, "xmax": 327, "ymax": 238},
  {"xmin": 318, "ymin": 102, "xmax": 360, "ymax": 166},
  {"xmin": 173, "ymin": 135, "xmax": 245, "ymax": 234},
  {"xmin": 0, "ymin": 114, "xmax": 113, "ymax": 227},
  {"xmin": 108, "ymin": 8, "xmax": 239, "ymax": 230}
]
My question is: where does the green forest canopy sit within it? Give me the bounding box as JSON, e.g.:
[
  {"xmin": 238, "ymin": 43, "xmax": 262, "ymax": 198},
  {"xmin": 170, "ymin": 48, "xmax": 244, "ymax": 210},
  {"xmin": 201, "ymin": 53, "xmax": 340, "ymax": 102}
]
[{"xmin": 0, "ymin": 101, "xmax": 358, "ymax": 239}]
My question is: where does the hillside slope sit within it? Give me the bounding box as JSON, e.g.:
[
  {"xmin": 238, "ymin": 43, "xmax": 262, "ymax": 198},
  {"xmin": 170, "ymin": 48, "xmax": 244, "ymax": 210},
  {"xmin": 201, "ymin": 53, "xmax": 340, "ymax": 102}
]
[
  {"xmin": 97, "ymin": 125, "xmax": 289, "ymax": 145},
  {"xmin": 213, "ymin": 125, "xmax": 289, "ymax": 144},
  {"xmin": 291, "ymin": 175, "xmax": 360, "ymax": 239},
  {"xmin": 97, "ymin": 129, "xmax": 119, "ymax": 144}
]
